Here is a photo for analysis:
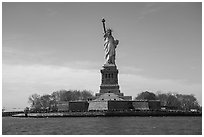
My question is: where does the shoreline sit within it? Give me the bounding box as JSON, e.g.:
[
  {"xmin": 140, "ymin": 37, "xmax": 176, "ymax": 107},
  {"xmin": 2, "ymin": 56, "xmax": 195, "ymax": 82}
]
[{"xmin": 10, "ymin": 110, "xmax": 202, "ymax": 118}]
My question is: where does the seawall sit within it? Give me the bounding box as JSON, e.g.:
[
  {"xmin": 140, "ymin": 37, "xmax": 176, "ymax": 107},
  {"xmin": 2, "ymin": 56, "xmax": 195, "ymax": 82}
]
[{"xmin": 11, "ymin": 110, "xmax": 201, "ymax": 118}]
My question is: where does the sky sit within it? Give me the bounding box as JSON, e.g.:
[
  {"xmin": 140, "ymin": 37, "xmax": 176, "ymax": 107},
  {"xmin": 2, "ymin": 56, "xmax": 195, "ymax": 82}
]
[{"xmin": 2, "ymin": 2, "xmax": 202, "ymax": 109}]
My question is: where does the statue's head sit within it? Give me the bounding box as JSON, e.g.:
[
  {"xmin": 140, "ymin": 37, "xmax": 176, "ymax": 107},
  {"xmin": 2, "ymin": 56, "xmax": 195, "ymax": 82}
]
[{"xmin": 106, "ymin": 28, "xmax": 112, "ymax": 35}]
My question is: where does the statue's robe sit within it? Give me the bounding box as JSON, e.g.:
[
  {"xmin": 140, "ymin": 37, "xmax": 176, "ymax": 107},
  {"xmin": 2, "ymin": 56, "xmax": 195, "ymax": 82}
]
[{"xmin": 104, "ymin": 34, "xmax": 118, "ymax": 65}]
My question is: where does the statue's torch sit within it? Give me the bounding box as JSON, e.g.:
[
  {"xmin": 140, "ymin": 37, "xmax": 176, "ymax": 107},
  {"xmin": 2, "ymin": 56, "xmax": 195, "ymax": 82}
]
[{"xmin": 102, "ymin": 18, "xmax": 106, "ymax": 34}]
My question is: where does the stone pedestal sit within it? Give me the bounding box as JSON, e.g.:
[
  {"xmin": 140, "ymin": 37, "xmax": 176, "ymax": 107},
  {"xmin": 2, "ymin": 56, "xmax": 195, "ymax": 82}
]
[
  {"xmin": 96, "ymin": 64, "xmax": 132, "ymax": 100},
  {"xmin": 93, "ymin": 63, "xmax": 132, "ymax": 101},
  {"xmin": 97, "ymin": 64, "xmax": 122, "ymax": 96},
  {"xmin": 95, "ymin": 64, "xmax": 132, "ymax": 101}
]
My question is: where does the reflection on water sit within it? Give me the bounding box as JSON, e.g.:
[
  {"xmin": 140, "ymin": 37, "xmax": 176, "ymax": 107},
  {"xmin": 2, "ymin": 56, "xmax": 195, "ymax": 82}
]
[{"xmin": 2, "ymin": 116, "xmax": 202, "ymax": 135}]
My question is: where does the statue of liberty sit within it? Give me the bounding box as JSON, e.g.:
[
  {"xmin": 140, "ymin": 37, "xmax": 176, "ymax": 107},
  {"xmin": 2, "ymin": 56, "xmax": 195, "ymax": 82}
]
[{"xmin": 102, "ymin": 18, "xmax": 119, "ymax": 65}]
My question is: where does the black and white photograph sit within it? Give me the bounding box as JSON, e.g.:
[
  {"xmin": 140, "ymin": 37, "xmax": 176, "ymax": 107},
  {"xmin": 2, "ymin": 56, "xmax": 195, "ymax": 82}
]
[{"xmin": 2, "ymin": 2, "xmax": 202, "ymax": 135}]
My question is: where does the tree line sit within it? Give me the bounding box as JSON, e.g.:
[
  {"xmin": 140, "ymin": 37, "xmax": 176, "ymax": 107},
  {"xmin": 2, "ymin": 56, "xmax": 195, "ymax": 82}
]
[
  {"xmin": 28, "ymin": 89, "xmax": 94, "ymax": 112},
  {"xmin": 28, "ymin": 90, "xmax": 201, "ymax": 112},
  {"xmin": 135, "ymin": 91, "xmax": 201, "ymax": 111}
]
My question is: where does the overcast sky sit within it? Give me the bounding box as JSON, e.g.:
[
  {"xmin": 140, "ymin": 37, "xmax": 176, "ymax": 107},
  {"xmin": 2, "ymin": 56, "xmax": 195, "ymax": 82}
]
[{"xmin": 3, "ymin": 2, "xmax": 202, "ymax": 109}]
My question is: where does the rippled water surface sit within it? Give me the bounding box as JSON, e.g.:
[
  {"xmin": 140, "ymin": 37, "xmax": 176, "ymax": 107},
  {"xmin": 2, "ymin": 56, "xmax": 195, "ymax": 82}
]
[{"xmin": 2, "ymin": 116, "xmax": 202, "ymax": 135}]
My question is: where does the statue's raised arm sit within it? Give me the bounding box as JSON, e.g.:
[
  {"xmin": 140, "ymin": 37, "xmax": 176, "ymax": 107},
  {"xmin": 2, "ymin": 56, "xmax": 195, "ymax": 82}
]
[
  {"xmin": 102, "ymin": 18, "xmax": 106, "ymax": 34},
  {"xmin": 101, "ymin": 19, "xmax": 119, "ymax": 66}
]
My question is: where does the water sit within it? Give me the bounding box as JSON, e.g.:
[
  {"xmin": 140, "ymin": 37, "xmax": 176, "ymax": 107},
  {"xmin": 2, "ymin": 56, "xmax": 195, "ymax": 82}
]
[{"xmin": 2, "ymin": 116, "xmax": 202, "ymax": 135}]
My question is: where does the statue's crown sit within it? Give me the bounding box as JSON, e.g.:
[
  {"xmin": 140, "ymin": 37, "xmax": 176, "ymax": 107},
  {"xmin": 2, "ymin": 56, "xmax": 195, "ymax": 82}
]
[{"xmin": 107, "ymin": 28, "xmax": 112, "ymax": 32}]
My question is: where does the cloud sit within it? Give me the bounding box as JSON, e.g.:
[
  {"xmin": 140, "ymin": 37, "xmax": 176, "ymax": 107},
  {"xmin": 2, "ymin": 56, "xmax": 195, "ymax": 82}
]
[
  {"xmin": 3, "ymin": 64, "xmax": 100, "ymax": 91},
  {"xmin": 2, "ymin": 64, "xmax": 100, "ymax": 109},
  {"xmin": 135, "ymin": 3, "xmax": 164, "ymax": 23},
  {"xmin": 46, "ymin": 7, "xmax": 59, "ymax": 17},
  {"xmin": 119, "ymin": 66, "xmax": 143, "ymax": 74},
  {"xmin": 3, "ymin": 44, "xmax": 100, "ymax": 71}
]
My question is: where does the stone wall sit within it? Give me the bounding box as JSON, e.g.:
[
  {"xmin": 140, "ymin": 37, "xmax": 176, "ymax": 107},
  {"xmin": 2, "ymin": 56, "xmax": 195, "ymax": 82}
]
[
  {"xmin": 148, "ymin": 100, "xmax": 161, "ymax": 110},
  {"xmin": 95, "ymin": 93, "xmax": 123, "ymax": 101},
  {"xmin": 120, "ymin": 96, "xmax": 132, "ymax": 101},
  {"xmin": 63, "ymin": 100, "xmax": 161, "ymax": 112},
  {"xmin": 69, "ymin": 101, "xmax": 89, "ymax": 112},
  {"xmin": 57, "ymin": 101, "xmax": 69, "ymax": 112},
  {"xmin": 88, "ymin": 101, "xmax": 108, "ymax": 111},
  {"xmin": 132, "ymin": 101, "xmax": 149, "ymax": 110},
  {"xmin": 108, "ymin": 101, "xmax": 134, "ymax": 110}
]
